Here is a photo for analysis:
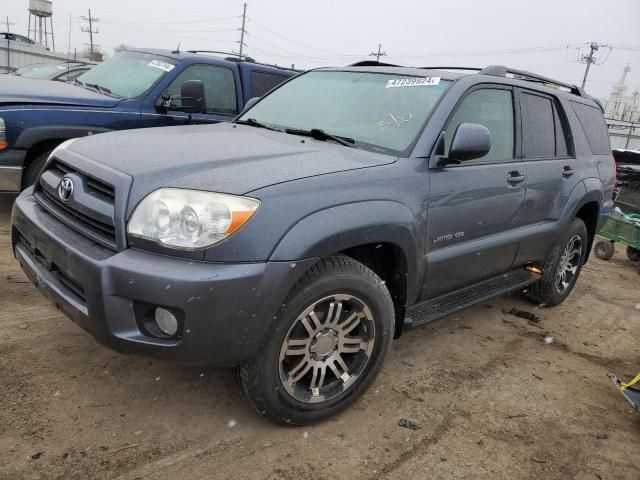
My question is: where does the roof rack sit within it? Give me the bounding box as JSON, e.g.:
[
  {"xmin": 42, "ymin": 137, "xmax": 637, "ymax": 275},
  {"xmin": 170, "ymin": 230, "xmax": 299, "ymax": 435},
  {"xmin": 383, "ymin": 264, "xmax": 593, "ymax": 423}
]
[
  {"xmin": 186, "ymin": 50, "xmax": 255, "ymax": 62},
  {"xmin": 478, "ymin": 65, "xmax": 584, "ymax": 96},
  {"xmin": 186, "ymin": 50, "xmax": 301, "ymax": 72}
]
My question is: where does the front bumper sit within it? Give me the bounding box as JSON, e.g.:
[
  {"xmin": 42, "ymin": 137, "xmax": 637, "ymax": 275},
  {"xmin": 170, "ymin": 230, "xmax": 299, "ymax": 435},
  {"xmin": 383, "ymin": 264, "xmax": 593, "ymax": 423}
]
[
  {"xmin": 0, "ymin": 148, "xmax": 27, "ymax": 192},
  {"xmin": 11, "ymin": 191, "xmax": 317, "ymax": 366}
]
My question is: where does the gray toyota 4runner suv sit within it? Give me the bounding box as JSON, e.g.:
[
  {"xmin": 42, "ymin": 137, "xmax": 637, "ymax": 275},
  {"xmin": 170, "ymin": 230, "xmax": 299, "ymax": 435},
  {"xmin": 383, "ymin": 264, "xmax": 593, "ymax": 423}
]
[{"xmin": 11, "ymin": 63, "xmax": 615, "ymax": 425}]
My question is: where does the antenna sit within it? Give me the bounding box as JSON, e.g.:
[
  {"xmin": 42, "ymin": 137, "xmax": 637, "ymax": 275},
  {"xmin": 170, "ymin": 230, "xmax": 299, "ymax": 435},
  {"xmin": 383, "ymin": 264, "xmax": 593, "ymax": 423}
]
[{"xmin": 172, "ymin": 43, "xmax": 181, "ymax": 54}]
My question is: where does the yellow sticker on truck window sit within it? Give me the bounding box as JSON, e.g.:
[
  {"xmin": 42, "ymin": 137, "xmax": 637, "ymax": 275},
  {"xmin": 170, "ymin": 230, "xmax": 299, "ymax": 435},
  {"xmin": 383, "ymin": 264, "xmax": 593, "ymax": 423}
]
[{"xmin": 385, "ymin": 77, "xmax": 440, "ymax": 88}]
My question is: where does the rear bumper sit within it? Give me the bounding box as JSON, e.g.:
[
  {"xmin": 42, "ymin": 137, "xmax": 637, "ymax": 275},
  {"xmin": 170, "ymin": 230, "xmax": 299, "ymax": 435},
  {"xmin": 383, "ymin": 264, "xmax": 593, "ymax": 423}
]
[
  {"xmin": 0, "ymin": 149, "xmax": 27, "ymax": 192},
  {"xmin": 12, "ymin": 191, "xmax": 317, "ymax": 366}
]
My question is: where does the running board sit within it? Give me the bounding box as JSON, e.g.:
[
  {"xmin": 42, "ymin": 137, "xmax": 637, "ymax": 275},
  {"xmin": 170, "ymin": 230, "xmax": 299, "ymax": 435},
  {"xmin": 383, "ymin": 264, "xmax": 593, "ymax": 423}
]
[{"xmin": 404, "ymin": 269, "xmax": 541, "ymax": 328}]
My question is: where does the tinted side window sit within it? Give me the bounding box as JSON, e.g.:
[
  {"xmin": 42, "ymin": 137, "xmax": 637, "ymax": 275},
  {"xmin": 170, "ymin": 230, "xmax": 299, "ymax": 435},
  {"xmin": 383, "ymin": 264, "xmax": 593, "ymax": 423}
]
[
  {"xmin": 570, "ymin": 101, "xmax": 610, "ymax": 155},
  {"xmin": 250, "ymin": 71, "xmax": 288, "ymax": 98},
  {"xmin": 446, "ymin": 89, "xmax": 515, "ymax": 163},
  {"xmin": 521, "ymin": 93, "xmax": 555, "ymax": 158},
  {"xmin": 167, "ymin": 65, "xmax": 237, "ymax": 115}
]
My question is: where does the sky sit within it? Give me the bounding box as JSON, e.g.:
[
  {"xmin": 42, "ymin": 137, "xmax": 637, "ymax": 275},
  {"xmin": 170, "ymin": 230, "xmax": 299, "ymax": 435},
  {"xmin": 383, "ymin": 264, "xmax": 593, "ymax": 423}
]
[{"xmin": 3, "ymin": 0, "xmax": 640, "ymax": 99}]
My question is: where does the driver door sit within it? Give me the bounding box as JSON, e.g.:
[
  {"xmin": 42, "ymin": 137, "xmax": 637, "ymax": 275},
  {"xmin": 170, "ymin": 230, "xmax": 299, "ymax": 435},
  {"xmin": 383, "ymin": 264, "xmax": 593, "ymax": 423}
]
[
  {"xmin": 422, "ymin": 86, "xmax": 526, "ymax": 299},
  {"xmin": 152, "ymin": 64, "xmax": 239, "ymax": 126}
]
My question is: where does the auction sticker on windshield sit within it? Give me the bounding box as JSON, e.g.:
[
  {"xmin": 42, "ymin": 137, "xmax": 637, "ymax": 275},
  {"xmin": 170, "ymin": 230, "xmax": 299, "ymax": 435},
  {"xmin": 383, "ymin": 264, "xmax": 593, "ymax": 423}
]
[
  {"xmin": 385, "ymin": 77, "xmax": 441, "ymax": 88},
  {"xmin": 148, "ymin": 60, "xmax": 175, "ymax": 72}
]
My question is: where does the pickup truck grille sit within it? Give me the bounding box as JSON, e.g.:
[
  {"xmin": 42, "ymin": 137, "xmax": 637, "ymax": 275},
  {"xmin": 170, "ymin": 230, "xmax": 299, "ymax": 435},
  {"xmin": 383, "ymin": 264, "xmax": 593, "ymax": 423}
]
[{"xmin": 35, "ymin": 159, "xmax": 118, "ymax": 250}]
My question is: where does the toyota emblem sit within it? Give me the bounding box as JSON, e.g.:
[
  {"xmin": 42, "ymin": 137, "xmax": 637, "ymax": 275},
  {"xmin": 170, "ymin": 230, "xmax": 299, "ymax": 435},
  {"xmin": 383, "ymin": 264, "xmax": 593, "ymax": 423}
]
[{"xmin": 58, "ymin": 177, "xmax": 74, "ymax": 202}]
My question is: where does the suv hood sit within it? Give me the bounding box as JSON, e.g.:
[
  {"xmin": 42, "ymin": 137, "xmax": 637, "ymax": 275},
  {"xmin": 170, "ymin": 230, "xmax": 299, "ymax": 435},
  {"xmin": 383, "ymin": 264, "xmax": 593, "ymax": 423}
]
[
  {"xmin": 64, "ymin": 123, "xmax": 397, "ymax": 205},
  {"xmin": 0, "ymin": 75, "xmax": 119, "ymax": 107}
]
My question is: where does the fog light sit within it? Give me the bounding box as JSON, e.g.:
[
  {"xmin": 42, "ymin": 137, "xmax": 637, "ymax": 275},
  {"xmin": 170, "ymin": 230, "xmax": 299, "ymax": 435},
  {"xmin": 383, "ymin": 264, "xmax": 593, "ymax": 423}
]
[{"xmin": 155, "ymin": 307, "xmax": 178, "ymax": 336}]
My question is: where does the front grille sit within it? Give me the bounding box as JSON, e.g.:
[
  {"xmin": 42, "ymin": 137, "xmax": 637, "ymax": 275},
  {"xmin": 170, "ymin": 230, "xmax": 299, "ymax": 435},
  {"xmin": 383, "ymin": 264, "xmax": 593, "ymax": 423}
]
[{"xmin": 35, "ymin": 159, "xmax": 118, "ymax": 250}]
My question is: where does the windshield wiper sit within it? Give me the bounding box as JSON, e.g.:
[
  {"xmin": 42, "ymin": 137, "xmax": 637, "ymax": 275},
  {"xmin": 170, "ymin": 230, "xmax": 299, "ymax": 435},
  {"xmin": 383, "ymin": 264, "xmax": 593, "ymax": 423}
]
[
  {"xmin": 84, "ymin": 82, "xmax": 115, "ymax": 96},
  {"xmin": 285, "ymin": 128, "xmax": 355, "ymax": 147},
  {"xmin": 235, "ymin": 118, "xmax": 282, "ymax": 132}
]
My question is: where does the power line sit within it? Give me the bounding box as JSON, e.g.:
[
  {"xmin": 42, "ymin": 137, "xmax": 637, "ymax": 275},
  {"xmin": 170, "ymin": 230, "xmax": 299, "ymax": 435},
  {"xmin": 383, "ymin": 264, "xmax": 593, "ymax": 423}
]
[
  {"xmin": 80, "ymin": 9, "xmax": 99, "ymax": 60},
  {"xmin": 369, "ymin": 43, "xmax": 386, "ymax": 62},
  {"xmin": 569, "ymin": 42, "xmax": 612, "ymax": 89},
  {"xmin": 238, "ymin": 3, "xmax": 247, "ymax": 59}
]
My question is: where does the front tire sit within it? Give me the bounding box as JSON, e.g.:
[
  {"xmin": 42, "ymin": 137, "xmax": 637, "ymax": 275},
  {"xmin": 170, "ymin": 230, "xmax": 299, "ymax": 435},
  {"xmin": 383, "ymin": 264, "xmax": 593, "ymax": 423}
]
[
  {"xmin": 237, "ymin": 256, "xmax": 394, "ymax": 425},
  {"xmin": 526, "ymin": 218, "xmax": 588, "ymax": 307},
  {"xmin": 21, "ymin": 149, "xmax": 52, "ymax": 190}
]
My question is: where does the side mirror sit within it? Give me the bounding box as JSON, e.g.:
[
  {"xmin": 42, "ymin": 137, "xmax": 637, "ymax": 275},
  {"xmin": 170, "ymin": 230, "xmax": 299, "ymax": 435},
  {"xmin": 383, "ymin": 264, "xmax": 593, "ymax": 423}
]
[
  {"xmin": 448, "ymin": 123, "xmax": 491, "ymax": 162},
  {"xmin": 239, "ymin": 96, "xmax": 260, "ymax": 115},
  {"xmin": 180, "ymin": 80, "xmax": 206, "ymax": 113}
]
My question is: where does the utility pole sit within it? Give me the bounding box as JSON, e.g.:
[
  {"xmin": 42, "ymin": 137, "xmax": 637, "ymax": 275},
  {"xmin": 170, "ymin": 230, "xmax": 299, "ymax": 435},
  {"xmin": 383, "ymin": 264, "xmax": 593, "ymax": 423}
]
[
  {"xmin": 579, "ymin": 42, "xmax": 609, "ymax": 89},
  {"xmin": 238, "ymin": 3, "xmax": 247, "ymax": 59},
  {"xmin": 369, "ymin": 43, "xmax": 386, "ymax": 63},
  {"xmin": 80, "ymin": 9, "xmax": 99, "ymax": 61},
  {"xmin": 4, "ymin": 17, "xmax": 15, "ymax": 73}
]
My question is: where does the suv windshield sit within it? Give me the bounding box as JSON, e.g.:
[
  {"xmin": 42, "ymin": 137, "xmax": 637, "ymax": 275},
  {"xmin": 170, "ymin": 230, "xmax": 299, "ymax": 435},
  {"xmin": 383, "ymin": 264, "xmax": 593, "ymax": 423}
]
[
  {"xmin": 239, "ymin": 70, "xmax": 450, "ymax": 154},
  {"xmin": 75, "ymin": 51, "xmax": 177, "ymax": 98}
]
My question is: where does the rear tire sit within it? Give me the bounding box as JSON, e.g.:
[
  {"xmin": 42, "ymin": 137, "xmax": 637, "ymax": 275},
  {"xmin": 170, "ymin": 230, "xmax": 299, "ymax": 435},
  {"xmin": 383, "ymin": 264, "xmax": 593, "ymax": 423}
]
[
  {"xmin": 626, "ymin": 246, "xmax": 640, "ymax": 262},
  {"xmin": 526, "ymin": 218, "xmax": 588, "ymax": 307},
  {"xmin": 237, "ymin": 255, "xmax": 394, "ymax": 425},
  {"xmin": 594, "ymin": 240, "xmax": 615, "ymax": 261},
  {"xmin": 21, "ymin": 149, "xmax": 52, "ymax": 190}
]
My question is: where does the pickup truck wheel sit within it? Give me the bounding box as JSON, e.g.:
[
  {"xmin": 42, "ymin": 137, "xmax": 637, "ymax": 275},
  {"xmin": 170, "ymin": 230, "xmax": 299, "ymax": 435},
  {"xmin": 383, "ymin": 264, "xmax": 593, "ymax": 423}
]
[
  {"xmin": 21, "ymin": 149, "xmax": 51, "ymax": 189},
  {"xmin": 526, "ymin": 218, "xmax": 587, "ymax": 307},
  {"xmin": 237, "ymin": 255, "xmax": 394, "ymax": 425}
]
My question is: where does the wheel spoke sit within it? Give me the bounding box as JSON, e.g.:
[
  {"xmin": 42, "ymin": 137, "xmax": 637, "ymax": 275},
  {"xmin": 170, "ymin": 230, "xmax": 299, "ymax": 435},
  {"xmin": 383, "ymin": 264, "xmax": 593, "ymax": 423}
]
[
  {"xmin": 341, "ymin": 336, "xmax": 366, "ymax": 353},
  {"xmin": 310, "ymin": 365, "xmax": 327, "ymax": 391},
  {"xmin": 300, "ymin": 316, "xmax": 316, "ymax": 336},
  {"xmin": 285, "ymin": 338, "xmax": 308, "ymax": 356},
  {"xmin": 325, "ymin": 301, "xmax": 343, "ymax": 326},
  {"xmin": 309, "ymin": 311, "xmax": 324, "ymax": 331},
  {"xmin": 289, "ymin": 358, "xmax": 312, "ymax": 383},
  {"xmin": 338, "ymin": 312, "xmax": 361, "ymax": 335}
]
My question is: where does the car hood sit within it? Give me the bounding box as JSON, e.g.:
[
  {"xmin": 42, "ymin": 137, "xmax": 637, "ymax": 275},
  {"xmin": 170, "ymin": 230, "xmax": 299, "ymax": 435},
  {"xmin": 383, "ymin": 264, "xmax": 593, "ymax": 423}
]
[
  {"xmin": 64, "ymin": 122, "xmax": 397, "ymax": 205},
  {"xmin": 0, "ymin": 75, "xmax": 119, "ymax": 107}
]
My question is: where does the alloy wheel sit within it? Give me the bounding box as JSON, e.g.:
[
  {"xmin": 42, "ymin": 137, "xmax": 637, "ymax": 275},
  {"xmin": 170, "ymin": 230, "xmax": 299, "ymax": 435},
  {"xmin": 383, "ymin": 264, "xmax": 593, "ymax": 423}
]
[
  {"xmin": 556, "ymin": 234, "xmax": 583, "ymax": 293},
  {"xmin": 278, "ymin": 294, "xmax": 376, "ymax": 404}
]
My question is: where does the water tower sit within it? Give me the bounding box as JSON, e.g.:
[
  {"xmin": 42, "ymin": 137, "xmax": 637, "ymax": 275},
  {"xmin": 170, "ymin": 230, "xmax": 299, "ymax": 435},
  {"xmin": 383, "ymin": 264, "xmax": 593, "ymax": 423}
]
[{"xmin": 27, "ymin": 0, "xmax": 55, "ymax": 51}]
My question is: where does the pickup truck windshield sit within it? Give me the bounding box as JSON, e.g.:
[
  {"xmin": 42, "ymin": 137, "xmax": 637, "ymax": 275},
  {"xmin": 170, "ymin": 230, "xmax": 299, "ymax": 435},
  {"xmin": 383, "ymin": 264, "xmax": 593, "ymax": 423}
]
[
  {"xmin": 75, "ymin": 51, "xmax": 177, "ymax": 99},
  {"xmin": 239, "ymin": 70, "xmax": 450, "ymax": 154}
]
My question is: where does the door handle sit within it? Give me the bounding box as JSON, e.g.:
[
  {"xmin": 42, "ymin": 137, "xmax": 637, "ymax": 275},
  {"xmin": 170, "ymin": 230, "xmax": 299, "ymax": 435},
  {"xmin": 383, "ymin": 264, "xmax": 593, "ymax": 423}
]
[
  {"xmin": 562, "ymin": 166, "xmax": 576, "ymax": 178},
  {"xmin": 507, "ymin": 172, "xmax": 525, "ymax": 184}
]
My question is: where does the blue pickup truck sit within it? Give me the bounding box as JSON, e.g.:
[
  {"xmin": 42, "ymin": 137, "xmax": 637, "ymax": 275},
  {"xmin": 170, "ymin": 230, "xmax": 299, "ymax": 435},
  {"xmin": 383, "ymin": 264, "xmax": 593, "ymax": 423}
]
[{"xmin": 0, "ymin": 48, "xmax": 298, "ymax": 191}]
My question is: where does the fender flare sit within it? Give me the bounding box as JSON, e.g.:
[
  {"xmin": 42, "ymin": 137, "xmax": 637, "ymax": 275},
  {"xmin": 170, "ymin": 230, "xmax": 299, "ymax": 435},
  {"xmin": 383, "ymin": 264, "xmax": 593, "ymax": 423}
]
[
  {"xmin": 15, "ymin": 125, "xmax": 113, "ymax": 150},
  {"xmin": 270, "ymin": 201, "xmax": 423, "ymax": 303}
]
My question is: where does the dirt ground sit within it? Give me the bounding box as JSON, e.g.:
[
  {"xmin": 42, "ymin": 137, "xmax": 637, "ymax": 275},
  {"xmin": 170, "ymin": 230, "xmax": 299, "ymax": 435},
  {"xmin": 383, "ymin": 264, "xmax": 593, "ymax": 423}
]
[{"xmin": 1, "ymin": 195, "xmax": 640, "ymax": 480}]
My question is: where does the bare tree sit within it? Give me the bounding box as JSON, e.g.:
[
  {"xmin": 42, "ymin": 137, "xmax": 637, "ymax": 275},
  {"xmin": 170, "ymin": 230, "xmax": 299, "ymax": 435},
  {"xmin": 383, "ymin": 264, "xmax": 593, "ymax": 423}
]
[{"xmin": 113, "ymin": 44, "xmax": 130, "ymax": 54}]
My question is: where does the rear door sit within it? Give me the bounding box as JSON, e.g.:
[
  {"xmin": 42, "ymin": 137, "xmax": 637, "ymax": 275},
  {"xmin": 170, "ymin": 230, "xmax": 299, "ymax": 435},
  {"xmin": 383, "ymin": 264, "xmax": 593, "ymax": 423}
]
[
  {"xmin": 423, "ymin": 86, "xmax": 526, "ymax": 299},
  {"xmin": 514, "ymin": 89, "xmax": 577, "ymax": 264}
]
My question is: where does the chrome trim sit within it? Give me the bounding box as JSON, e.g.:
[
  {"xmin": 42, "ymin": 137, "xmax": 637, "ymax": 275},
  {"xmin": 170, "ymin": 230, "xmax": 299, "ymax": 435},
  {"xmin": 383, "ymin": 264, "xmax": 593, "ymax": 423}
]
[{"xmin": 0, "ymin": 166, "xmax": 23, "ymax": 192}]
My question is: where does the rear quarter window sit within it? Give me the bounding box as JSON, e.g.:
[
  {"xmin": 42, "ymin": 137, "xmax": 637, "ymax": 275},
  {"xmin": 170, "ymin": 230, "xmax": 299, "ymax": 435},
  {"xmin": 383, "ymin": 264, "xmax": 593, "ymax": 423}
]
[
  {"xmin": 250, "ymin": 71, "xmax": 289, "ymax": 98},
  {"xmin": 570, "ymin": 101, "xmax": 610, "ymax": 155}
]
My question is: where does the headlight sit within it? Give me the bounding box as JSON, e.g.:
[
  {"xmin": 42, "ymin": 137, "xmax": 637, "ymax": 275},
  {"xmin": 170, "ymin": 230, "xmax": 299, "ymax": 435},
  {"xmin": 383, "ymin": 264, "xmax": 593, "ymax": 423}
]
[{"xmin": 127, "ymin": 188, "xmax": 260, "ymax": 249}]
